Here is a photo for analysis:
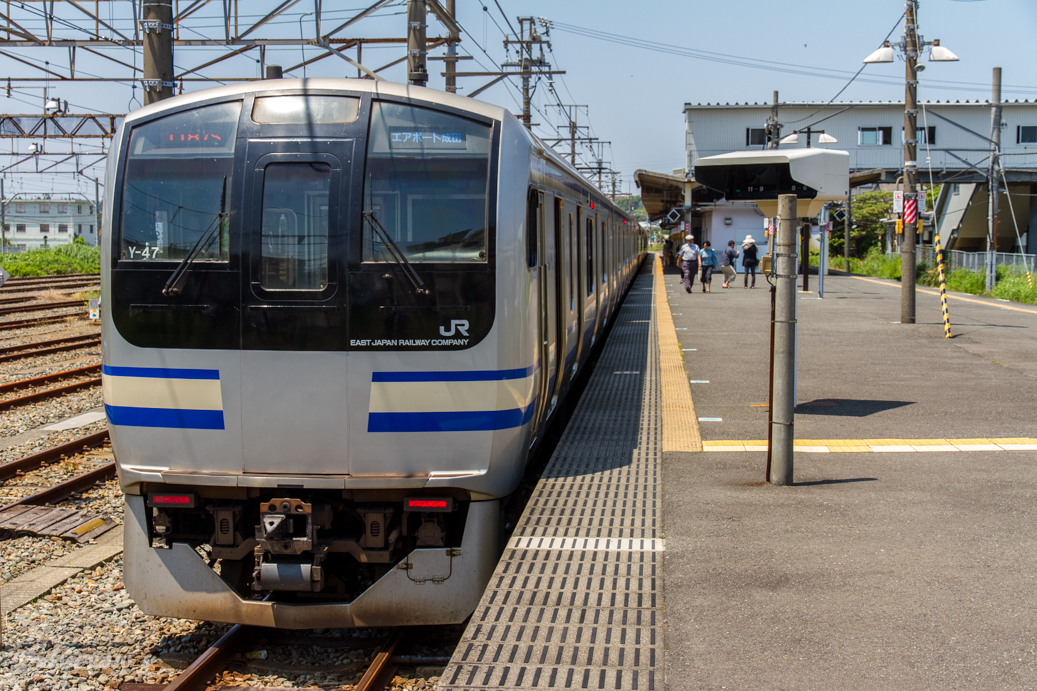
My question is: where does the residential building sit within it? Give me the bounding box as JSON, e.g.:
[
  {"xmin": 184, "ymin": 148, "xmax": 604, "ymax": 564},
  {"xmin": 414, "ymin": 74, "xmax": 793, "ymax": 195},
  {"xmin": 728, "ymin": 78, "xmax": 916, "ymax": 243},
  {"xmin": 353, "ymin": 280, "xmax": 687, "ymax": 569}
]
[{"xmin": 1, "ymin": 194, "xmax": 98, "ymax": 251}]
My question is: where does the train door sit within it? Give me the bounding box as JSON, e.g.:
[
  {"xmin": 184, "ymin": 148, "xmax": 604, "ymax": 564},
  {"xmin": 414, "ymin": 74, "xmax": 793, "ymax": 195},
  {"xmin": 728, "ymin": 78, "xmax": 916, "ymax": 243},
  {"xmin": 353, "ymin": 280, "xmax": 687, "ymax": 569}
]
[
  {"xmin": 529, "ymin": 188, "xmax": 555, "ymax": 435},
  {"xmin": 239, "ymin": 138, "xmax": 354, "ymax": 476},
  {"xmin": 573, "ymin": 206, "xmax": 585, "ymax": 372},
  {"xmin": 553, "ymin": 198, "xmax": 568, "ymax": 394},
  {"xmin": 583, "ymin": 212, "xmax": 597, "ymax": 353},
  {"xmin": 593, "ymin": 212, "xmax": 602, "ymax": 337}
]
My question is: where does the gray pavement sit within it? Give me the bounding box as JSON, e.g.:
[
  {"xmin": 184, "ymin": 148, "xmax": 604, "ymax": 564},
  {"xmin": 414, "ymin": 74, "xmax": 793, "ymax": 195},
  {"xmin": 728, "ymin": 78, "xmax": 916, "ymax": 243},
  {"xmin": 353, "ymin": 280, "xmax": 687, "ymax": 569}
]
[{"xmin": 661, "ymin": 267, "xmax": 1037, "ymax": 689}]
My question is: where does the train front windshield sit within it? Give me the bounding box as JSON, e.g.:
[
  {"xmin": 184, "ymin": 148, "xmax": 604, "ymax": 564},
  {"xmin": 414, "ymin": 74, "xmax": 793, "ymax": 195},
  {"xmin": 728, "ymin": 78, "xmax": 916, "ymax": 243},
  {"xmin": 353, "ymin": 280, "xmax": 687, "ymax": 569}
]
[{"xmin": 111, "ymin": 91, "xmax": 497, "ymax": 352}]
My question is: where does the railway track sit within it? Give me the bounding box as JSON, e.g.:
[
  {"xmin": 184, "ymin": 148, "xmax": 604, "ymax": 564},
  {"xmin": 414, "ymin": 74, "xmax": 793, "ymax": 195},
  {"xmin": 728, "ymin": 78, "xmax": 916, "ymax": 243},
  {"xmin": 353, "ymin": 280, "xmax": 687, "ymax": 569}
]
[
  {"xmin": 0, "ymin": 333, "xmax": 101, "ymax": 363},
  {"xmin": 135, "ymin": 626, "xmax": 408, "ymax": 691},
  {"xmin": 0, "ymin": 299, "xmax": 87, "ymax": 317},
  {"xmin": 0, "ymin": 430, "xmax": 114, "ymax": 511},
  {"xmin": 0, "ymin": 363, "xmax": 101, "ymax": 411},
  {"xmin": 0, "ymin": 313, "xmax": 83, "ymax": 330}
]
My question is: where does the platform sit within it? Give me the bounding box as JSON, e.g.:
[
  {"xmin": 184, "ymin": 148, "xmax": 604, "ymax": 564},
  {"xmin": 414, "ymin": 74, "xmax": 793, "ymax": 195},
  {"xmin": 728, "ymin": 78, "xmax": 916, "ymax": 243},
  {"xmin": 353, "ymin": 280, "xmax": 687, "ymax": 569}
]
[
  {"xmin": 444, "ymin": 256, "xmax": 1037, "ymax": 689},
  {"xmin": 441, "ymin": 260, "xmax": 666, "ymax": 690}
]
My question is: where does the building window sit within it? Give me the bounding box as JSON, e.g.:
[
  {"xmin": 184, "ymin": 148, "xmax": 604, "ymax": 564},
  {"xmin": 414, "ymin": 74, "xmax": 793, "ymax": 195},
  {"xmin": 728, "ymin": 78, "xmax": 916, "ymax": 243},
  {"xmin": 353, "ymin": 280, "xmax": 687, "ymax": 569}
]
[
  {"xmin": 1018, "ymin": 126, "xmax": 1037, "ymax": 144},
  {"xmin": 39, "ymin": 223, "xmax": 49, "ymax": 234},
  {"xmin": 746, "ymin": 127, "xmax": 767, "ymax": 147},
  {"xmin": 58, "ymin": 224, "xmax": 68, "ymax": 233},
  {"xmin": 90, "ymin": 224, "xmax": 94, "ymax": 233},
  {"xmin": 16, "ymin": 223, "xmax": 25, "ymax": 233},
  {"xmin": 859, "ymin": 126, "xmax": 893, "ymax": 146},
  {"xmin": 14, "ymin": 203, "xmax": 25, "ymax": 213},
  {"xmin": 77, "ymin": 204, "xmax": 83, "ymax": 214},
  {"xmin": 78, "ymin": 224, "xmax": 83, "ymax": 233},
  {"xmin": 39, "ymin": 202, "xmax": 50, "ymax": 214},
  {"xmin": 903, "ymin": 126, "xmax": 936, "ymax": 145},
  {"xmin": 56, "ymin": 203, "xmax": 67, "ymax": 214}
]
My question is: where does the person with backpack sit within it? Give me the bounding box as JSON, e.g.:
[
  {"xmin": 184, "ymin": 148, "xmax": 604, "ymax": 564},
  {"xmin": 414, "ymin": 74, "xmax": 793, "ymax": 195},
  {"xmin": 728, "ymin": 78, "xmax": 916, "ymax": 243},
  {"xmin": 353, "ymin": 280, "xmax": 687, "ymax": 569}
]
[
  {"xmin": 699, "ymin": 240, "xmax": 718, "ymax": 293},
  {"xmin": 720, "ymin": 239, "xmax": 740, "ymax": 288},
  {"xmin": 741, "ymin": 234, "xmax": 760, "ymax": 288},
  {"xmin": 675, "ymin": 235, "xmax": 700, "ymax": 293}
]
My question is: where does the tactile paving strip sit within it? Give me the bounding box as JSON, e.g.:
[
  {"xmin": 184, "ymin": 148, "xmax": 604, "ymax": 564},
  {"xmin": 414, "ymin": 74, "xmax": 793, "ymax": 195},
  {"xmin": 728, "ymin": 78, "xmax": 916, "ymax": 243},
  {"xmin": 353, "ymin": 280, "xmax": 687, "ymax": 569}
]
[{"xmin": 441, "ymin": 262, "xmax": 663, "ymax": 690}]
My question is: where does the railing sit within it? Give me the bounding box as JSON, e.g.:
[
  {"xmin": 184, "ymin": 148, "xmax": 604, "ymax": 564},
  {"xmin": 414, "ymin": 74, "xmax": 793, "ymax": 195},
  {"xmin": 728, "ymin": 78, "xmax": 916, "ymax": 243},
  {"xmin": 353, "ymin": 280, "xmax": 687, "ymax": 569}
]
[{"xmin": 890, "ymin": 248, "xmax": 1036, "ymax": 274}]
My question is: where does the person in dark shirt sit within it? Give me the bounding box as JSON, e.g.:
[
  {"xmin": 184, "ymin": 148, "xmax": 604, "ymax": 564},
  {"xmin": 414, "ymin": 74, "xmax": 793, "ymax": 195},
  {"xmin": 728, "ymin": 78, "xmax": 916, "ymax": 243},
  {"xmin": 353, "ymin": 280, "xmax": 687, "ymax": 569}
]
[
  {"xmin": 720, "ymin": 240, "xmax": 739, "ymax": 288},
  {"xmin": 741, "ymin": 235, "xmax": 760, "ymax": 288}
]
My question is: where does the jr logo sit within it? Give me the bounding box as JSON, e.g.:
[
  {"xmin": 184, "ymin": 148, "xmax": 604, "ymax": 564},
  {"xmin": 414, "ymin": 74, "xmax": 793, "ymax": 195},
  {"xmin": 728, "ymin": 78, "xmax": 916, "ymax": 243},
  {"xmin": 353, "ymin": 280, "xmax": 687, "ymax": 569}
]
[{"xmin": 439, "ymin": 319, "xmax": 470, "ymax": 337}]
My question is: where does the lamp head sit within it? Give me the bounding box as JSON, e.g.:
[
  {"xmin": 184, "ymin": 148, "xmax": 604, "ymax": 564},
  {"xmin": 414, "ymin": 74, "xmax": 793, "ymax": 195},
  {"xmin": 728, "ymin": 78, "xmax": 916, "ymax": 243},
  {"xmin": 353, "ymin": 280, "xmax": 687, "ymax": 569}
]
[
  {"xmin": 818, "ymin": 133, "xmax": 838, "ymax": 144},
  {"xmin": 928, "ymin": 40, "xmax": 959, "ymax": 62},
  {"xmin": 863, "ymin": 41, "xmax": 895, "ymax": 64},
  {"xmin": 779, "ymin": 133, "xmax": 800, "ymax": 145},
  {"xmin": 44, "ymin": 99, "xmax": 60, "ymax": 111}
]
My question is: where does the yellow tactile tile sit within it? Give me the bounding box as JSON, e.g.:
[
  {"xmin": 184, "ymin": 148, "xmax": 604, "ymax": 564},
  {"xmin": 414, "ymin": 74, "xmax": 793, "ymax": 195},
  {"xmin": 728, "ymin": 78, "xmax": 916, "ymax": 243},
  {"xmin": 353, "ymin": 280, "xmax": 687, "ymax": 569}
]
[{"xmin": 656, "ymin": 254, "xmax": 702, "ymax": 452}]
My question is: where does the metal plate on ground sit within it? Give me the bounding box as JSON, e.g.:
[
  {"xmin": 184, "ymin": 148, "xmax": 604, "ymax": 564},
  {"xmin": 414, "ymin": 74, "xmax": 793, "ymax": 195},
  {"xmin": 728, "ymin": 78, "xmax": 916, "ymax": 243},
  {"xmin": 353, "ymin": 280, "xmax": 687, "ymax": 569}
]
[
  {"xmin": 442, "ymin": 268, "xmax": 663, "ymax": 690},
  {"xmin": 0, "ymin": 504, "xmax": 117, "ymax": 542}
]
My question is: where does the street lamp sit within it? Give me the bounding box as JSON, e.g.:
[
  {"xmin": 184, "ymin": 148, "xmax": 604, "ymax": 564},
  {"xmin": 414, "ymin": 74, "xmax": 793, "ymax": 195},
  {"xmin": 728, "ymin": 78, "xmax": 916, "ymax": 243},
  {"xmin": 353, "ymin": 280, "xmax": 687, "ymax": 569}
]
[{"xmin": 863, "ymin": 1, "xmax": 957, "ymax": 324}]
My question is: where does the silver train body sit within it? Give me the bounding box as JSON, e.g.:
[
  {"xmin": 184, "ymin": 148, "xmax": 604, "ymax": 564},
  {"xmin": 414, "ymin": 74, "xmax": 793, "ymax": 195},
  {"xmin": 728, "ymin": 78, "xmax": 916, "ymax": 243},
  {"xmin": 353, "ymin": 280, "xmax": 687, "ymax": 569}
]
[{"xmin": 101, "ymin": 78, "xmax": 645, "ymax": 628}]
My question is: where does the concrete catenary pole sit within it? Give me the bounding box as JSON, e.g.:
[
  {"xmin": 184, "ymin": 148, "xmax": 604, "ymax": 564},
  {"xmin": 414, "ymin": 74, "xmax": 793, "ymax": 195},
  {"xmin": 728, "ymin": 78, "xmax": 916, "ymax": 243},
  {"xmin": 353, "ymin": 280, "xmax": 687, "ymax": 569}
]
[
  {"xmin": 1, "ymin": 178, "xmax": 5, "ymax": 255},
  {"xmin": 770, "ymin": 193, "xmax": 798, "ymax": 486},
  {"xmin": 142, "ymin": 1, "xmax": 174, "ymax": 105},
  {"xmin": 986, "ymin": 67, "xmax": 1002, "ymax": 291},
  {"xmin": 407, "ymin": 1, "xmax": 428, "ymax": 87},
  {"xmin": 844, "ymin": 192, "xmax": 851, "ymax": 270},
  {"xmin": 900, "ymin": 0, "xmax": 920, "ymax": 323},
  {"xmin": 444, "ymin": 0, "xmax": 457, "ymax": 93}
]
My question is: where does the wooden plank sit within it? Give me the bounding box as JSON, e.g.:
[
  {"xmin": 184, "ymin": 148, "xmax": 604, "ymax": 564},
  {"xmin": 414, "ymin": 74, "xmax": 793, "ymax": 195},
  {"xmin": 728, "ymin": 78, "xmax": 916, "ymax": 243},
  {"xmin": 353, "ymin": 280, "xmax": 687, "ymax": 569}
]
[
  {"xmin": 62, "ymin": 517, "xmax": 117, "ymax": 543},
  {"xmin": 40, "ymin": 511, "xmax": 98, "ymax": 537},
  {"xmin": 0, "ymin": 504, "xmax": 34, "ymax": 524},
  {"xmin": 0, "ymin": 505, "xmax": 53, "ymax": 529},
  {"xmin": 18, "ymin": 507, "xmax": 78, "ymax": 533}
]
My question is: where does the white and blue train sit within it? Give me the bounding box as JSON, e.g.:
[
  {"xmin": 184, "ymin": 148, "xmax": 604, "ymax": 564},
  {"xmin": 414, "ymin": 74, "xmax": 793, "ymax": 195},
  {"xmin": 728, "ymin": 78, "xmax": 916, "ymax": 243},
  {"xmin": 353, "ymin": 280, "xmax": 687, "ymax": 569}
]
[{"xmin": 101, "ymin": 78, "xmax": 645, "ymax": 628}]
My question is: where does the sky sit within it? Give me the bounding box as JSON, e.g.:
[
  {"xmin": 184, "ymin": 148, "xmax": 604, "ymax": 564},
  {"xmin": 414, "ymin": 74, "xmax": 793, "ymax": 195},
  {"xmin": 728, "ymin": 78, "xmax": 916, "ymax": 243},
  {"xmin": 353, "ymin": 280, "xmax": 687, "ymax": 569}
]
[{"xmin": 2, "ymin": 0, "xmax": 1036, "ymax": 198}]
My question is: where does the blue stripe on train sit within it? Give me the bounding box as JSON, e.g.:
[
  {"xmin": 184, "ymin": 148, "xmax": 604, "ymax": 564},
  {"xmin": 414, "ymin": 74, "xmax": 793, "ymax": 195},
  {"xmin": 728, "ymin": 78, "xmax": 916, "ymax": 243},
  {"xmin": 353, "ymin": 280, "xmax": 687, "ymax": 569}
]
[
  {"xmin": 368, "ymin": 398, "xmax": 537, "ymax": 433},
  {"xmin": 102, "ymin": 365, "xmax": 220, "ymax": 380},
  {"xmin": 372, "ymin": 365, "xmax": 535, "ymax": 383},
  {"xmin": 105, "ymin": 404, "xmax": 225, "ymax": 430}
]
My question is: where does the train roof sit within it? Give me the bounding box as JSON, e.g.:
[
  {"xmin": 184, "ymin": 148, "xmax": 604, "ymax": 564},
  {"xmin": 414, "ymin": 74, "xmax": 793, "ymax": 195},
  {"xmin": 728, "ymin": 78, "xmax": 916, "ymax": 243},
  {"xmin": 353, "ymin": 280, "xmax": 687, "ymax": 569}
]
[{"xmin": 121, "ymin": 77, "xmax": 512, "ymax": 127}]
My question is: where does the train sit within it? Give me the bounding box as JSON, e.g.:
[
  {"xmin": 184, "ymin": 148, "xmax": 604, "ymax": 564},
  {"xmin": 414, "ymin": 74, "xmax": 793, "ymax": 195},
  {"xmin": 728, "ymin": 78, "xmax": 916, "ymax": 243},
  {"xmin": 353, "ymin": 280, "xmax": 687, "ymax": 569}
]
[{"xmin": 100, "ymin": 77, "xmax": 646, "ymax": 628}]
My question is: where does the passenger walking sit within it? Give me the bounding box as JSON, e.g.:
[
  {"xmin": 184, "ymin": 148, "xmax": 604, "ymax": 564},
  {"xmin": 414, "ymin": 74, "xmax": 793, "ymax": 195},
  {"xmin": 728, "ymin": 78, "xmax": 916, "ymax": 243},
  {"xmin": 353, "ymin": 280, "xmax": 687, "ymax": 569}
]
[
  {"xmin": 741, "ymin": 235, "xmax": 759, "ymax": 288},
  {"xmin": 699, "ymin": 241, "xmax": 718, "ymax": 293},
  {"xmin": 663, "ymin": 237, "xmax": 674, "ymax": 269},
  {"xmin": 720, "ymin": 240, "xmax": 740, "ymax": 288},
  {"xmin": 676, "ymin": 235, "xmax": 700, "ymax": 293}
]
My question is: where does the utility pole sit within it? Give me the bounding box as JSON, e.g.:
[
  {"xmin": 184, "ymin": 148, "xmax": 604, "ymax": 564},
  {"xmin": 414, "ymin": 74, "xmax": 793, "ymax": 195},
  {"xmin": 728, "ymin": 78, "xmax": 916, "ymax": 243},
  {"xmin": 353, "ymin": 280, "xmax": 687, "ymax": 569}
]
[
  {"xmin": 406, "ymin": 0, "xmax": 428, "ymax": 87},
  {"xmin": 986, "ymin": 66, "xmax": 1002, "ymax": 291},
  {"xmin": 765, "ymin": 90, "xmax": 781, "ymax": 149},
  {"xmin": 503, "ymin": 18, "xmax": 560, "ymax": 128},
  {"xmin": 141, "ymin": 0, "xmax": 174, "ymax": 105},
  {"xmin": 1, "ymin": 178, "xmax": 5, "ymax": 255},
  {"xmin": 443, "ymin": 0, "xmax": 457, "ymax": 93},
  {"xmin": 769, "ymin": 193, "xmax": 798, "ymax": 486},
  {"xmin": 900, "ymin": 0, "xmax": 920, "ymax": 324},
  {"xmin": 541, "ymin": 105, "xmax": 590, "ymax": 166},
  {"xmin": 845, "ymin": 192, "xmax": 852, "ymax": 271}
]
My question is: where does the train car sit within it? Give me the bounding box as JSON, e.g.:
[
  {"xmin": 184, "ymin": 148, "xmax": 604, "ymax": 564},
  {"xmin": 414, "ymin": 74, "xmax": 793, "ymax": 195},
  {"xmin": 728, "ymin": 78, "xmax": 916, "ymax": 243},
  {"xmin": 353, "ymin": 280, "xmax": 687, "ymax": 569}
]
[{"xmin": 101, "ymin": 78, "xmax": 646, "ymax": 628}]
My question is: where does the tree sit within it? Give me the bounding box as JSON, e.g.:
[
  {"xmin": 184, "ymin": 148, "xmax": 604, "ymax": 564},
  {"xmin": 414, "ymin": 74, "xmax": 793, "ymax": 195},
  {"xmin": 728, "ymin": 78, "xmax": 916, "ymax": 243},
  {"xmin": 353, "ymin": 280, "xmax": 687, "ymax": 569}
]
[{"xmin": 828, "ymin": 190, "xmax": 893, "ymax": 259}]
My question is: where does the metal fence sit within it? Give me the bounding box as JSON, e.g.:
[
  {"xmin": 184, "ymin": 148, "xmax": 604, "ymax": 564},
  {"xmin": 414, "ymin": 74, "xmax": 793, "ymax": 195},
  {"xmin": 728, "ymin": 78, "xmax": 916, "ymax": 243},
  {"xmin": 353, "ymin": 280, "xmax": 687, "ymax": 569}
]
[{"xmin": 891, "ymin": 248, "xmax": 1036, "ymax": 274}]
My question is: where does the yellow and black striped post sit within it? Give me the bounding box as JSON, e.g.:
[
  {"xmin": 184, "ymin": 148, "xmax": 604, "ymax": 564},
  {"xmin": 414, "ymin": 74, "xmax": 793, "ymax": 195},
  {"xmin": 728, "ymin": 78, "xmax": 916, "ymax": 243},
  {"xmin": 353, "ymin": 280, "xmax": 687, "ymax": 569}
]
[{"xmin": 935, "ymin": 234, "xmax": 952, "ymax": 338}]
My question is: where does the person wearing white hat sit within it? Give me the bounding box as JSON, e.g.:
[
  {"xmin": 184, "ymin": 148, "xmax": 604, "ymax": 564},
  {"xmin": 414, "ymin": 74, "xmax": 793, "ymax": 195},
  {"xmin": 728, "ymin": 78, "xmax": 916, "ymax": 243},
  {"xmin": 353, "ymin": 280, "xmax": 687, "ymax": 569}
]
[
  {"xmin": 675, "ymin": 234, "xmax": 700, "ymax": 293},
  {"xmin": 741, "ymin": 234, "xmax": 760, "ymax": 288}
]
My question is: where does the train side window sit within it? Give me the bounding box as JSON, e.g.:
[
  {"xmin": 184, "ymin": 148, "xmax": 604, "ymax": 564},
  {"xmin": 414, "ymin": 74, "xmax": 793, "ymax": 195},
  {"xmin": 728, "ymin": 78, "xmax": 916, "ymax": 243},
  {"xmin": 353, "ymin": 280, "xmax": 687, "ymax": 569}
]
[
  {"xmin": 259, "ymin": 163, "xmax": 330, "ymax": 291},
  {"xmin": 585, "ymin": 217, "xmax": 593, "ymax": 296},
  {"xmin": 119, "ymin": 100, "xmax": 241, "ymax": 262},
  {"xmin": 526, "ymin": 187, "xmax": 538, "ymax": 269},
  {"xmin": 568, "ymin": 213, "xmax": 575, "ymax": 311},
  {"xmin": 601, "ymin": 220, "xmax": 607, "ymax": 283}
]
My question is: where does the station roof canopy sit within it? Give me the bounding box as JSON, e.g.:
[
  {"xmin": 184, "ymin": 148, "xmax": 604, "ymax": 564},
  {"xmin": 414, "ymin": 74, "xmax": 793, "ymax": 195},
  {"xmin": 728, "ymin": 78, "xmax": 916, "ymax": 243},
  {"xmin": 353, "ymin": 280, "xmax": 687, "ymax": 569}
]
[{"xmin": 634, "ymin": 169, "xmax": 720, "ymax": 223}]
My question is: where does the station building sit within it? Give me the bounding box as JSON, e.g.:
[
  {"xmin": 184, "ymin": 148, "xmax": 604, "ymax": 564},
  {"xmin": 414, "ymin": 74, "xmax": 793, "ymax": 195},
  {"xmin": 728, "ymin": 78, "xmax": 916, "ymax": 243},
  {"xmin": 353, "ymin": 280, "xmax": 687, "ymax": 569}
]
[
  {"xmin": 637, "ymin": 99, "xmax": 1037, "ymax": 266},
  {"xmin": 1, "ymin": 194, "xmax": 99, "ymax": 251}
]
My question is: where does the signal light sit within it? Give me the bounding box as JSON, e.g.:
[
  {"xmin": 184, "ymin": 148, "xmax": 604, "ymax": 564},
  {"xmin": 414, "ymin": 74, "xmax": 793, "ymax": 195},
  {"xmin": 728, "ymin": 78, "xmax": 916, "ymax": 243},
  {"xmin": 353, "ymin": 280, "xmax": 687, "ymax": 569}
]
[
  {"xmin": 148, "ymin": 493, "xmax": 196, "ymax": 508},
  {"xmin": 404, "ymin": 497, "xmax": 453, "ymax": 512}
]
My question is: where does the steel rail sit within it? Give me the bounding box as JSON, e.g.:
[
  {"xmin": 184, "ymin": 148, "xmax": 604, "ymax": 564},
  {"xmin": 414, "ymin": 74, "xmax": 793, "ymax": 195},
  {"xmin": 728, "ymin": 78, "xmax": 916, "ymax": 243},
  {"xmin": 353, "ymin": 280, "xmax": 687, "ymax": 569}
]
[
  {"xmin": 0, "ymin": 335, "xmax": 100, "ymax": 363},
  {"xmin": 0, "ymin": 430, "xmax": 109, "ymax": 483},
  {"xmin": 1, "ymin": 273, "xmax": 98, "ymax": 285},
  {"xmin": 163, "ymin": 623, "xmax": 253, "ymax": 691},
  {"xmin": 0, "ymin": 363, "xmax": 101, "ymax": 395},
  {"xmin": 0, "ymin": 376, "xmax": 101, "ymax": 410},
  {"xmin": 1, "ymin": 460, "xmax": 115, "ymax": 510},
  {"xmin": 0, "ymin": 314, "xmax": 77, "ymax": 330},
  {"xmin": 355, "ymin": 628, "xmax": 405, "ymax": 691},
  {"xmin": 0, "ymin": 300, "xmax": 85, "ymax": 317},
  {"xmin": 0, "ymin": 296, "xmax": 35, "ymax": 305}
]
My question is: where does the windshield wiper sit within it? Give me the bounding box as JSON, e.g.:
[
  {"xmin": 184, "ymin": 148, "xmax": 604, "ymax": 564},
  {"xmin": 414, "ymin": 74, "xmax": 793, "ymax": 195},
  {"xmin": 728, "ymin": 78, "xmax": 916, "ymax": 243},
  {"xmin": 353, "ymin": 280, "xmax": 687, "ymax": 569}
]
[
  {"xmin": 163, "ymin": 176, "xmax": 228, "ymax": 297},
  {"xmin": 363, "ymin": 210, "xmax": 429, "ymax": 296}
]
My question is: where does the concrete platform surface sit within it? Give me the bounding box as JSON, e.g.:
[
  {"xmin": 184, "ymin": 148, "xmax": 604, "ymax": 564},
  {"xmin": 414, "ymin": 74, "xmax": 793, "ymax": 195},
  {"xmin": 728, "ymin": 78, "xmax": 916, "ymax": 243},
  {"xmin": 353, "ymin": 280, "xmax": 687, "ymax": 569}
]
[{"xmin": 663, "ymin": 269, "xmax": 1037, "ymax": 689}]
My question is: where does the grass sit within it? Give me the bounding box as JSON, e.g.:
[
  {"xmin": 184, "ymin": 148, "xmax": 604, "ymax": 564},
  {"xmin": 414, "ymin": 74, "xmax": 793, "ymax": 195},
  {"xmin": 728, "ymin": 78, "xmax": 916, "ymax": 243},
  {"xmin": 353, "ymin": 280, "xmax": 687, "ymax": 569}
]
[
  {"xmin": 0, "ymin": 239, "xmax": 101, "ymax": 277},
  {"xmin": 845, "ymin": 247, "xmax": 1037, "ymax": 306}
]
